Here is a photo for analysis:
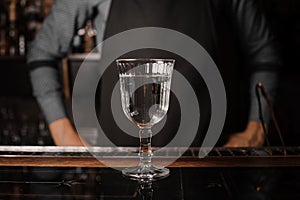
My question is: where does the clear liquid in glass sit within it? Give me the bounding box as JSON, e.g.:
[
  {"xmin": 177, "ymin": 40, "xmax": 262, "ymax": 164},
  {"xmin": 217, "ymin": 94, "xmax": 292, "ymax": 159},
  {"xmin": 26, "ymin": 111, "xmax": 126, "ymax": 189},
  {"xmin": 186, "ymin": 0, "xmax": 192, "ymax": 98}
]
[{"xmin": 119, "ymin": 75, "xmax": 171, "ymax": 128}]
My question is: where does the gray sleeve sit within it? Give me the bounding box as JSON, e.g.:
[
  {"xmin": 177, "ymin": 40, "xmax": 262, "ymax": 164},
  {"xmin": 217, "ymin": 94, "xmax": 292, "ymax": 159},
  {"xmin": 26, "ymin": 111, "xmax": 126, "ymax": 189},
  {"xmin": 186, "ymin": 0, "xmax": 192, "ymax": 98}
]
[
  {"xmin": 227, "ymin": 0, "xmax": 281, "ymax": 123},
  {"xmin": 27, "ymin": 0, "xmax": 84, "ymax": 62},
  {"xmin": 27, "ymin": 0, "xmax": 88, "ymax": 124},
  {"xmin": 30, "ymin": 67, "xmax": 67, "ymax": 123}
]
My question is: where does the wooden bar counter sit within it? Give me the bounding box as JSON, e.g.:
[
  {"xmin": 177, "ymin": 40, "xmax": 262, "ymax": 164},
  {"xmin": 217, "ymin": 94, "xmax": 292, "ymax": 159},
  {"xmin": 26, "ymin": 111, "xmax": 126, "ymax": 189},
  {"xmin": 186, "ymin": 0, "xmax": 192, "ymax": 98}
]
[{"xmin": 0, "ymin": 146, "xmax": 299, "ymax": 168}]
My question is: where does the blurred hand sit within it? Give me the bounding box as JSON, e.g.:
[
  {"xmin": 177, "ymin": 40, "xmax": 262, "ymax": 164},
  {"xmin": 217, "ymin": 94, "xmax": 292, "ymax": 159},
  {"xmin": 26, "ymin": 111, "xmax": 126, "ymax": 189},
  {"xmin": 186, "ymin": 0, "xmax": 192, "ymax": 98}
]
[
  {"xmin": 49, "ymin": 118, "xmax": 87, "ymax": 146},
  {"xmin": 224, "ymin": 121, "xmax": 265, "ymax": 147}
]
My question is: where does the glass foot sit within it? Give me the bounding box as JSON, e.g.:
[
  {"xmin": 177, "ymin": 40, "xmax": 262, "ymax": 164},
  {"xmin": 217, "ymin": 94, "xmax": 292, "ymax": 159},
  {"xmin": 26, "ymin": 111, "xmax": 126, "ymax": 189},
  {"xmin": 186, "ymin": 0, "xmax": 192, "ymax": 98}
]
[{"xmin": 122, "ymin": 163, "xmax": 169, "ymax": 181}]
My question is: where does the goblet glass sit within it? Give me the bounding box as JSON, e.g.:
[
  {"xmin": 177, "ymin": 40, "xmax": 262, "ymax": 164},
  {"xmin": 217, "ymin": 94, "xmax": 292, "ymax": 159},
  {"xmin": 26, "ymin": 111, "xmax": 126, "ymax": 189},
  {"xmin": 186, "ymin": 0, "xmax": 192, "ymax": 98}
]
[{"xmin": 116, "ymin": 58, "xmax": 175, "ymax": 180}]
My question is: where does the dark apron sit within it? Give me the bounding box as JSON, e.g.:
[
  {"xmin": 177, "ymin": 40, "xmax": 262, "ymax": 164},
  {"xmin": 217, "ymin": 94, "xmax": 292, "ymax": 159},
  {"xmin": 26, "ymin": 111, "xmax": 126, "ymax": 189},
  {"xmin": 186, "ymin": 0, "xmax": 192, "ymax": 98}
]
[{"xmin": 96, "ymin": 0, "xmax": 240, "ymax": 147}]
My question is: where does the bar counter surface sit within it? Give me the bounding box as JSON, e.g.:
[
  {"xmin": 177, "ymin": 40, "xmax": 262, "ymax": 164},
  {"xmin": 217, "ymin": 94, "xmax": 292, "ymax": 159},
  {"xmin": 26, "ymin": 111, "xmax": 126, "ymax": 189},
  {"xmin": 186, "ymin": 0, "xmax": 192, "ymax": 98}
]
[{"xmin": 0, "ymin": 146, "xmax": 299, "ymax": 199}]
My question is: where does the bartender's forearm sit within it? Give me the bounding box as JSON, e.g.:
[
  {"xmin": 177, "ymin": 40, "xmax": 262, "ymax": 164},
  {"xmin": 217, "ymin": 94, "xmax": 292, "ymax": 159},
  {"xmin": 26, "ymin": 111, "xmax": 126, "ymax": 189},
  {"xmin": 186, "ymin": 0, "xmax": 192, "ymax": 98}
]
[
  {"xmin": 49, "ymin": 118, "xmax": 85, "ymax": 146},
  {"xmin": 29, "ymin": 66, "xmax": 86, "ymax": 146},
  {"xmin": 227, "ymin": 70, "xmax": 277, "ymax": 148},
  {"xmin": 225, "ymin": 120, "xmax": 265, "ymax": 147}
]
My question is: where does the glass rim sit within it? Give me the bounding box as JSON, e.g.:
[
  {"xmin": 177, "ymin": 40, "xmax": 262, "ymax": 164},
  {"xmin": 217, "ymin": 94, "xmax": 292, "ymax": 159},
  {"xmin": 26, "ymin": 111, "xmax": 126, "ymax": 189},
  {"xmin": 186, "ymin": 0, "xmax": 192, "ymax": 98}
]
[{"xmin": 116, "ymin": 58, "xmax": 175, "ymax": 63}]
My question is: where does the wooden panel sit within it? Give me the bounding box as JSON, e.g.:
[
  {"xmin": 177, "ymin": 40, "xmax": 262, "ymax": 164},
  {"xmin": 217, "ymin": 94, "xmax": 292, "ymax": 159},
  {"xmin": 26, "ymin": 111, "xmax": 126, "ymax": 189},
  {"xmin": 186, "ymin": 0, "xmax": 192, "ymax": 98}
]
[{"xmin": 0, "ymin": 146, "xmax": 299, "ymax": 168}]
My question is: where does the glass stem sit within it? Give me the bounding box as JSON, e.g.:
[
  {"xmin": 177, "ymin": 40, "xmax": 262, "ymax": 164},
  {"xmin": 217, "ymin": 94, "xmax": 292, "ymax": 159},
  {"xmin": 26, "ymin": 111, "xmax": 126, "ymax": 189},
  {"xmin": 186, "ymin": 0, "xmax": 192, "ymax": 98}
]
[
  {"xmin": 139, "ymin": 127, "xmax": 153, "ymax": 166},
  {"xmin": 138, "ymin": 181, "xmax": 153, "ymax": 200}
]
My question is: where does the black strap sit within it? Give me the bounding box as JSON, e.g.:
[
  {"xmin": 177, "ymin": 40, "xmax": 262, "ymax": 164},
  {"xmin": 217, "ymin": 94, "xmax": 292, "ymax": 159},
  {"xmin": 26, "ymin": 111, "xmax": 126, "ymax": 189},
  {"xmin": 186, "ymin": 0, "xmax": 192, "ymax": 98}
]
[{"xmin": 28, "ymin": 60, "xmax": 59, "ymax": 71}]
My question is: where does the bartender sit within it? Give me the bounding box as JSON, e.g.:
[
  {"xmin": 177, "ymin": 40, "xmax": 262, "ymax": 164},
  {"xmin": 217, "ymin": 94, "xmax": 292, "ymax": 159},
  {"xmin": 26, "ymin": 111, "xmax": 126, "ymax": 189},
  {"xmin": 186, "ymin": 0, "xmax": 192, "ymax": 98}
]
[{"xmin": 27, "ymin": 0, "xmax": 281, "ymax": 147}]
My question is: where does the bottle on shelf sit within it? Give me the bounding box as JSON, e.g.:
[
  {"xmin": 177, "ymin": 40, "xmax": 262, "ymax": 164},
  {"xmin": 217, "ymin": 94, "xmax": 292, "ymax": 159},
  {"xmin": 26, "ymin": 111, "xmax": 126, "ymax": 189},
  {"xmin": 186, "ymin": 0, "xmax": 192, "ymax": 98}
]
[
  {"xmin": 44, "ymin": 0, "xmax": 54, "ymax": 18},
  {"xmin": 84, "ymin": 19, "xmax": 97, "ymax": 53},
  {"xmin": 0, "ymin": 1, "xmax": 8, "ymax": 56},
  {"xmin": 72, "ymin": 27, "xmax": 85, "ymax": 53},
  {"xmin": 23, "ymin": 0, "xmax": 44, "ymax": 43},
  {"xmin": 72, "ymin": 19, "xmax": 97, "ymax": 53},
  {"xmin": 16, "ymin": 0, "xmax": 28, "ymax": 56},
  {"xmin": 0, "ymin": 0, "xmax": 52, "ymax": 57},
  {"xmin": 7, "ymin": 0, "xmax": 19, "ymax": 56}
]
